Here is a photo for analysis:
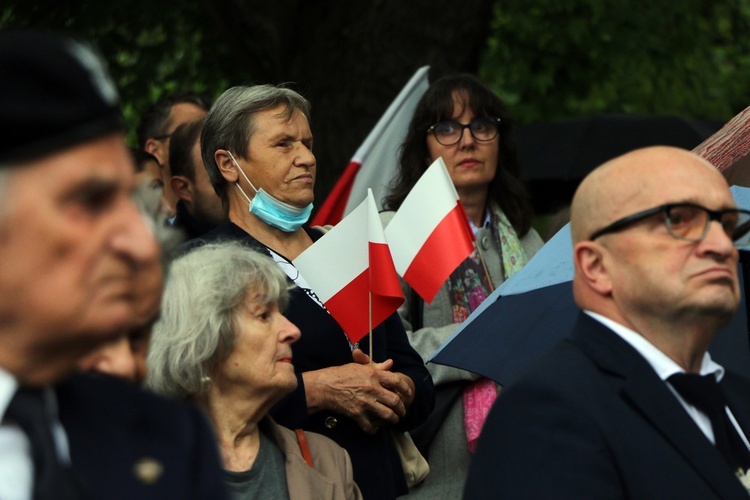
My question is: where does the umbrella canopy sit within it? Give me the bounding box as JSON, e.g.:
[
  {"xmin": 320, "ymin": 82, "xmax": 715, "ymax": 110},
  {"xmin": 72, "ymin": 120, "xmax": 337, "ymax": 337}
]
[
  {"xmin": 517, "ymin": 114, "xmax": 722, "ymax": 213},
  {"xmin": 430, "ymin": 187, "xmax": 750, "ymax": 385}
]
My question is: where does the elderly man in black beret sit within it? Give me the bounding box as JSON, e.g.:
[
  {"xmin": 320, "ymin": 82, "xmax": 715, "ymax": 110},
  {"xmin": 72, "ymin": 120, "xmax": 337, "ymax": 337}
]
[{"xmin": 0, "ymin": 31, "xmax": 228, "ymax": 499}]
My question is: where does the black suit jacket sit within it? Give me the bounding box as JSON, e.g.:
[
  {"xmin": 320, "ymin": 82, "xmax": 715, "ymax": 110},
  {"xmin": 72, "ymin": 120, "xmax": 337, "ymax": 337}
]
[
  {"xmin": 57, "ymin": 374, "xmax": 228, "ymax": 499},
  {"xmin": 465, "ymin": 313, "xmax": 750, "ymax": 499}
]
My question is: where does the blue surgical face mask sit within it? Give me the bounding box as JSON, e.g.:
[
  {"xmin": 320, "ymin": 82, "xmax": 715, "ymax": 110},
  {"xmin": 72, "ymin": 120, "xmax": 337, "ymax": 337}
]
[{"xmin": 226, "ymin": 151, "xmax": 313, "ymax": 232}]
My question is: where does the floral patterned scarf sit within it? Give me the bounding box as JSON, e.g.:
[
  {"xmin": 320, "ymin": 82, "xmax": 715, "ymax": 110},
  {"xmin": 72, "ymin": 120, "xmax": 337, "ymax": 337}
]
[{"xmin": 447, "ymin": 203, "xmax": 527, "ymax": 452}]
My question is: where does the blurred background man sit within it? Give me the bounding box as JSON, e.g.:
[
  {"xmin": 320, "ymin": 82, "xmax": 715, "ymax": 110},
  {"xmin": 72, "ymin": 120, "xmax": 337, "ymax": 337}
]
[
  {"xmin": 168, "ymin": 118, "xmax": 226, "ymax": 239},
  {"xmin": 0, "ymin": 30, "xmax": 227, "ymax": 499},
  {"xmin": 136, "ymin": 92, "xmax": 211, "ymax": 217}
]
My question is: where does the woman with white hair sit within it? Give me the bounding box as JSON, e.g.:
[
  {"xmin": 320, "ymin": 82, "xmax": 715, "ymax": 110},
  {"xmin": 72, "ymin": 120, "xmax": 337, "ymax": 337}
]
[{"xmin": 147, "ymin": 242, "xmax": 362, "ymax": 500}]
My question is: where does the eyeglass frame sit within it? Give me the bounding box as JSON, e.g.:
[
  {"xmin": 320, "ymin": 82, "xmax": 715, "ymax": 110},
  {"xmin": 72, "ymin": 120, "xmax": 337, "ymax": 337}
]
[
  {"xmin": 588, "ymin": 202, "xmax": 750, "ymax": 244},
  {"xmin": 152, "ymin": 133, "xmax": 172, "ymax": 142},
  {"xmin": 426, "ymin": 117, "xmax": 502, "ymax": 146}
]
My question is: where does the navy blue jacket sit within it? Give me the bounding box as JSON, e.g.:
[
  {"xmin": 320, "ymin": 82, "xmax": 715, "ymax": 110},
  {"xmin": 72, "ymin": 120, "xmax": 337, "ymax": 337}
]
[
  {"xmin": 58, "ymin": 374, "xmax": 228, "ymax": 499},
  {"xmin": 466, "ymin": 313, "xmax": 750, "ymax": 499}
]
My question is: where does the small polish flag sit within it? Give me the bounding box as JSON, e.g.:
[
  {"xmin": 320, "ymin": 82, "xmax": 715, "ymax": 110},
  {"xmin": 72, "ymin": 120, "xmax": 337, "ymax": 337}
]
[
  {"xmin": 293, "ymin": 189, "xmax": 404, "ymax": 344},
  {"xmin": 385, "ymin": 157, "xmax": 475, "ymax": 303}
]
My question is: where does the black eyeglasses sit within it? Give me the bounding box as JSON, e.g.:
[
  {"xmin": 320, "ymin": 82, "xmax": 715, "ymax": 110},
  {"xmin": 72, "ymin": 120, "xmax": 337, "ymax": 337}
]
[
  {"xmin": 427, "ymin": 117, "xmax": 501, "ymax": 146},
  {"xmin": 589, "ymin": 202, "xmax": 750, "ymax": 245}
]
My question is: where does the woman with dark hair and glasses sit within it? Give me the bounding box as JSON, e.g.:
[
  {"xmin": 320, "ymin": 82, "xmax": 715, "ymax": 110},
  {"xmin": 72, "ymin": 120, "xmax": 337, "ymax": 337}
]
[{"xmin": 382, "ymin": 73, "xmax": 544, "ymax": 498}]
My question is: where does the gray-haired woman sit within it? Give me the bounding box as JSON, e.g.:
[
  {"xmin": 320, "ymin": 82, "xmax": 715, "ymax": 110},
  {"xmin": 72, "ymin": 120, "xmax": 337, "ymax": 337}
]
[
  {"xmin": 191, "ymin": 83, "xmax": 434, "ymax": 499},
  {"xmin": 147, "ymin": 242, "xmax": 362, "ymax": 500}
]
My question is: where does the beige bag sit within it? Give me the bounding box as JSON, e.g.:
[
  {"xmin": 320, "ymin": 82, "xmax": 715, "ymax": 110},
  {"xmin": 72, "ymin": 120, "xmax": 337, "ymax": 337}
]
[{"xmin": 390, "ymin": 430, "xmax": 430, "ymax": 488}]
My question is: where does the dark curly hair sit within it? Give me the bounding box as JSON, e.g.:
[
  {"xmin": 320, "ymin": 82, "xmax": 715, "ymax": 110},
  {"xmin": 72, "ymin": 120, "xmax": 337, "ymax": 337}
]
[{"xmin": 383, "ymin": 73, "xmax": 533, "ymax": 236}]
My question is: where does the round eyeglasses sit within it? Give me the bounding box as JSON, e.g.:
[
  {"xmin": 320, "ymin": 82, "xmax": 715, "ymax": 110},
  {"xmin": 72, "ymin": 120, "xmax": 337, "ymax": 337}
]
[
  {"xmin": 589, "ymin": 202, "xmax": 750, "ymax": 246},
  {"xmin": 427, "ymin": 117, "xmax": 501, "ymax": 146}
]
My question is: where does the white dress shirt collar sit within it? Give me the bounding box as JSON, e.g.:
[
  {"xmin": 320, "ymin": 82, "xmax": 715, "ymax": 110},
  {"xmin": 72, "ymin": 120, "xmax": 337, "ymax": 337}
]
[{"xmin": 583, "ymin": 310, "xmax": 724, "ymax": 381}]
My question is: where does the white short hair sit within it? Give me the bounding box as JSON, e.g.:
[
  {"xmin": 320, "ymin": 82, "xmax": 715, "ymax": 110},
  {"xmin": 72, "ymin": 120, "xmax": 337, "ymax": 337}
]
[{"xmin": 146, "ymin": 241, "xmax": 293, "ymax": 399}]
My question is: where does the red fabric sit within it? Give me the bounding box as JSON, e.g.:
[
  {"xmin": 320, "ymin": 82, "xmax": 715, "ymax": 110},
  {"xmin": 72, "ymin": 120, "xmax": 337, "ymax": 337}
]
[
  {"xmin": 295, "ymin": 429, "xmax": 314, "ymax": 467},
  {"xmin": 325, "ymin": 264, "xmax": 403, "ymax": 345},
  {"xmin": 311, "ymin": 160, "xmax": 361, "ymax": 226},
  {"xmin": 402, "ymin": 203, "xmax": 475, "ymax": 304},
  {"xmin": 369, "ymin": 241, "xmax": 404, "ymax": 302}
]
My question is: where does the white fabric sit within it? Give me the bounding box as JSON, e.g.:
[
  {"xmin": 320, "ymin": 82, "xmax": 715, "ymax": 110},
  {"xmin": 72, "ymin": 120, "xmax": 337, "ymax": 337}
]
[
  {"xmin": 384, "ymin": 158, "xmax": 462, "ymax": 274},
  {"xmin": 585, "ymin": 311, "xmax": 750, "ymax": 450},
  {"xmin": 343, "ymin": 66, "xmax": 429, "ymax": 215},
  {"xmin": 0, "ymin": 368, "xmax": 31, "ymax": 500},
  {"xmin": 467, "ymin": 210, "xmax": 492, "ymax": 237},
  {"xmin": 0, "ymin": 368, "xmax": 72, "ymax": 500},
  {"xmin": 293, "ymin": 196, "xmax": 370, "ymax": 303}
]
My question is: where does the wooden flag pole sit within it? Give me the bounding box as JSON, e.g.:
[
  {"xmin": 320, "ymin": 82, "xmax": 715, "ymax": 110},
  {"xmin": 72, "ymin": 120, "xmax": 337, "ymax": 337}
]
[
  {"xmin": 368, "ymin": 291, "xmax": 374, "ymax": 363},
  {"xmin": 476, "ymin": 241, "xmax": 496, "ymax": 293}
]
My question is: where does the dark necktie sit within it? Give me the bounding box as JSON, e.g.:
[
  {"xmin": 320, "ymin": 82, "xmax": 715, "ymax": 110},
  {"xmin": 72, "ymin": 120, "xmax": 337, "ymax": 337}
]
[
  {"xmin": 668, "ymin": 373, "xmax": 750, "ymax": 474},
  {"xmin": 5, "ymin": 387, "xmax": 86, "ymax": 499}
]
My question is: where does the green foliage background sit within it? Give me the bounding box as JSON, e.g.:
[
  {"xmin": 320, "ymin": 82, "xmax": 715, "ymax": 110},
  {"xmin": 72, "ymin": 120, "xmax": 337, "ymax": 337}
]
[
  {"xmin": 0, "ymin": 0, "xmax": 245, "ymax": 145},
  {"xmin": 481, "ymin": 1, "xmax": 750, "ymax": 124},
  {"xmin": 4, "ymin": 0, "xmax": 750, "ymax": 161}
]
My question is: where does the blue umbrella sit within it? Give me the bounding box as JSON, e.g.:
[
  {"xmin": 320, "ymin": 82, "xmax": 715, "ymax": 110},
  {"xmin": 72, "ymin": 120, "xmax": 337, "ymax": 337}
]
[{"xmin": 430, "ymin": 187, "xmax": 750, "ymax": 384}]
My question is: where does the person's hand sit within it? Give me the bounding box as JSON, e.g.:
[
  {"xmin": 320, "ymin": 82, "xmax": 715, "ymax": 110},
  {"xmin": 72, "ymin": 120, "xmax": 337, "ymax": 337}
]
[
  {"xmin": 352, "ymin": 349, "xmax": 415, "ymax": 409},
  {"xmin": 303, "ymin": 350, "xmax": 412, "ymax": 434}
]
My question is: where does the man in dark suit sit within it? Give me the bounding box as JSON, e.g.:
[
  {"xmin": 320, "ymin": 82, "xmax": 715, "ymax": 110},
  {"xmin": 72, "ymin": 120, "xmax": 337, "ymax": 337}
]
[
  {"xmin": 466, "ymin": 146, "xmax": 750, "ymax": 498},
  {"xmin": 168, "ymin": 118, "xmax": 226, "ymax": 240},
  {"xmin": 0, "ymin": 31, "xmax": 227, "ymax": 498}
]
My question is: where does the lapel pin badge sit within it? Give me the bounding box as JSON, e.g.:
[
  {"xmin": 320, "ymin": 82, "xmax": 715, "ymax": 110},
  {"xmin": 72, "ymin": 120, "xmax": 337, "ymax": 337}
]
[{"xmin": 133, "ymin": 457, "xmax": 164, "ymax": 485}]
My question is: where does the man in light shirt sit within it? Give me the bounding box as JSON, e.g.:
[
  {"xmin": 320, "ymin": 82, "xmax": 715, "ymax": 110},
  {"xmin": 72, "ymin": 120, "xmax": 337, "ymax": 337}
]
[
  {"xmin": 0, "ymin": 31, "xmax": 227, "ymax": 499},
  {"xmin": 466, "ymin": 146, "xmax": 750, "ymax": 499}
]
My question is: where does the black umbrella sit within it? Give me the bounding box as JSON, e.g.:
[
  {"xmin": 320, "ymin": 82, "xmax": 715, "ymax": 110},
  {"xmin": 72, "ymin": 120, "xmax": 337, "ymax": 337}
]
[
  {"xmin": 430, "ymin": 223, "xmax": 750, "ymax": 385},
  {"xmin": 517, "ymin": 114, "xmax": 723, "ymax": 213}
]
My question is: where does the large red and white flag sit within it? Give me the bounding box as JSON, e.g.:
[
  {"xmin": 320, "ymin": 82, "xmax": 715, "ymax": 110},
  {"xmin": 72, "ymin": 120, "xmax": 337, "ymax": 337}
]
[
  {"xmin": 293, "ymin": 190, "xmax": 403, "ymax": 344},
  {"xmin": 311, "ymin": 66, "xmax": 430, "ymax": 226},
  {"xmin": 385, "ymin": 158, "xmax": 475, "ymax": 304}
]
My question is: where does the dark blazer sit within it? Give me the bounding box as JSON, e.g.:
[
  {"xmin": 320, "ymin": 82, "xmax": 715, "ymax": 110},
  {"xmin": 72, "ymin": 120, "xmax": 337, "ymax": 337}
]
[
  {"xmin": 184, "ymin": 222, "xmax": 435, "ymax": 500},
  {"xmin": 57, "ymin": 374, "xmax": 228, "ymax": 499},
  {"xmin": 465, "ymin": 313, "xmax": 750, "ymax": 499},
  {"xmin": 171, "ymin": 200, "xmax": 218, "ymax": 241}
]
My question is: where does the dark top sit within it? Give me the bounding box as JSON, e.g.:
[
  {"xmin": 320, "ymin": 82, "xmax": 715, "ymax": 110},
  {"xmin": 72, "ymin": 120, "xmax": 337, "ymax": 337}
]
[
  {"xmin": 223, "ymin": 429, "xmax": 289, "ymax": 500},
  {"xmin": 465, "ymin": 313, "xmax": 750, "ymax": 499},
  {"xmin": 171, "ymin": 200, "xmax": 219, "ymax": 241},
  {"xmin": 184, "ymin": 222, "xmax": 435, "ymax": 499},
  {"xmin": 57, "ymin": 373, "xmax": 228, "ymax": 499}
]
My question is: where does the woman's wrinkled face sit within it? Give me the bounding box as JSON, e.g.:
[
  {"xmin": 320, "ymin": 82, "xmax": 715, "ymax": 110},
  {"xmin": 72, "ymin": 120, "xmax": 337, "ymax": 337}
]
[
  {"xmin": 216, "ymin": 290, "xmax": 301, "ymax": 399},
  {"xmin": 234, "ymin": 106, "xmax": 316, "ymax": 209},
  {"xmin": 426, "ymin": 90, "xmax": 499, "ymax": 197}
]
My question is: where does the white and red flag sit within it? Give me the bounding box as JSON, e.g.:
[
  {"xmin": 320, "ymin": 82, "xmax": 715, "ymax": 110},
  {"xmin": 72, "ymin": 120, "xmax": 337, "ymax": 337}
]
[
  {"xmin": 311, "ymin": 66, "xmax": 430, "ymax": 226},
  {"xmin": 385, "ymin": 157, "xmax": 475, "ymax": 304},
  {"xmin": 293, "ymin": 189, "xmax": 404, "ymax": 344}
]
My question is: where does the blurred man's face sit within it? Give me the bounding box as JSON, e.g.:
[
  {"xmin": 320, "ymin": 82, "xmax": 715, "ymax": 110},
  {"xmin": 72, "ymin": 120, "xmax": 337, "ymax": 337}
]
[
  {"xmin": 0, "ymin": 133, "xmax": 159, "ymax": 383},
  {"xmin": 77, "ymin": 256, "xmax": 164, "ymax": 385},
  {"xmin": 190, "ymin": 139, "xmax": 226, "ymax": 226},
  {"xmin": 153, "ymin": 103, "xmax": 207, "ymax": 216}
]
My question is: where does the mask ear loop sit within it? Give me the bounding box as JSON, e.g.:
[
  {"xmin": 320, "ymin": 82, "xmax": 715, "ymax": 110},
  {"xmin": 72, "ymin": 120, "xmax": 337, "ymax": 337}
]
[{"xmin": 226, "ymin": 150, "xmax": 258, "ymax": 204}]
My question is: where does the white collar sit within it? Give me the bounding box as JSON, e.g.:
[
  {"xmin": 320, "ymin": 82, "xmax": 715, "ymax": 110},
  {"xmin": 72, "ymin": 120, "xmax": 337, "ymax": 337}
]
[
  {"xmin": 467, "ymin": 209, "xmax": 492, "ymax": 237},
  {"xmin": 583, "ymin": 310, "xmax": 724, "ymax": 381},
  {"xmin": 0, "ymin": 368, "xmax": 18, "ymax": 421}
]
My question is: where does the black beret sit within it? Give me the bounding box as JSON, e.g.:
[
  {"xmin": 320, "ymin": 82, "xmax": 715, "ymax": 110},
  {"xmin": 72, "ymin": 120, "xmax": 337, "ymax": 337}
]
[{"xmin": 0, "ymin": 31, "xmax": 124, "ymax": 165}]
